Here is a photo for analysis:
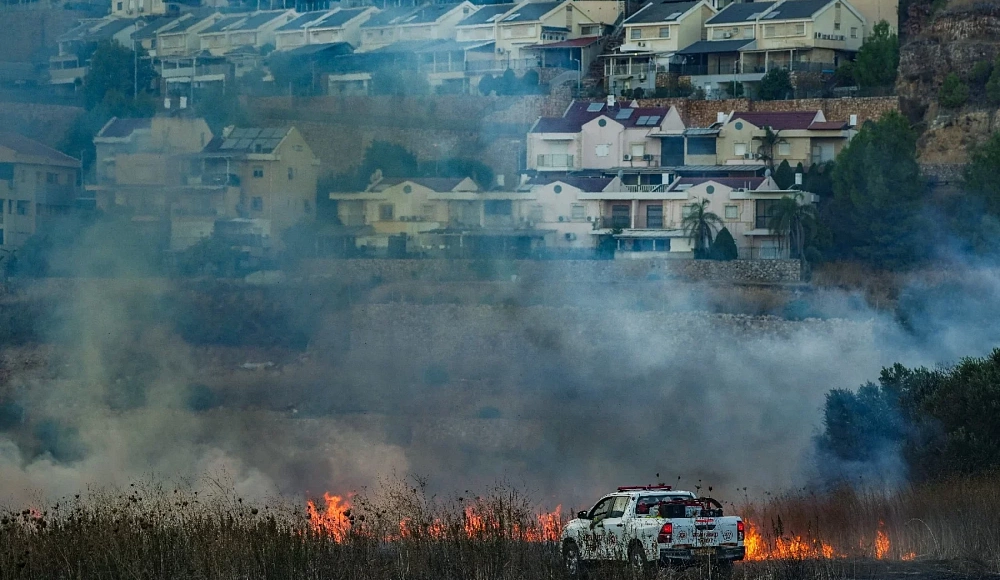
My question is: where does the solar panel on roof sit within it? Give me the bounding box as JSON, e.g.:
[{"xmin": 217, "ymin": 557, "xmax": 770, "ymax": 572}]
[
  {"xmin": 587, "ymin": 103, "xmax": 604, "ymax": 112},
  {"xmin": 666, "ymin": 11, "xmax": 682, "ymax": 18},
  {"xmin": 502, "ymin": 12, "xmax": 520, "ymax": 20},
  {"xmin": 266, "ymin": 138, "xmax": 283, "ymax": 148},
  {"xmin": 220, "ymin": 139, "xmax": 238, "ymax": 150},
  {"xmin": 616, "ymin": 108, "xmax": 634, "ymax": 120},
  {"xmin": 647, "ymin": 115, "xmax": 661, "ymax": 125},
  {"xmin": 258, "ymin": 128, "xmax": 277, "ymax": 138},
  {"xmin": 236, "ymin": 138, "xmax": 253, "ymax": 149},
  {"xmin": 244, "ymin": 128, "xmax": 262, "ymax": 138},
  {"xmin": 229, "ymin": 128, "xmax": 248, "ymax": 138},
  {"xmin": 636, "ymin": 115, "xmax": 650, "ymax": 125},
  {"xmin": 764, "ymin": 11, "xmax": 780, "ymax": 18}
]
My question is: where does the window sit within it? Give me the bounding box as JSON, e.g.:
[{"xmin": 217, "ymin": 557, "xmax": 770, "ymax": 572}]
[
  {"xmin": 485, "ymin": 200, "xmax": 512, "ymax": 215},
  {"xmin": 646, "ymin": 204, "xmax": 663, "ymax": 228},
  {"xmin": 608, "ymin": 496, "xmax": 630, "ymax": 519},
  {"xmin": 687, "ymin": 137, "xmax": 716, "ymax": 156},
  {"xmin": 611, "ymin": 204, "xmax": 630, "ymax": 228},
  {"xmin": 422, "ymin": 203, "xmax": 436, "ymax": 220},
  {"xmin": 16, "ymin": 200, "xmax": 29, "ymax": 215},
  {"xmin": 755, "ymin": 199, "xmax": 780, "ymax": 229},
  {"xmin": 725, "ymin": 205, "xmax": 739, "ymax": 219},
  {"xmin": 251, "ymin": 197, "xmax": 264, "ymax": 211},
  {"xmin": 117, "ymin": 1, "xmax": 122, "ymax": 9},
  {"xmin": 571, "ymin": 204, "xmax": 585, "ymax": 220},
  {"xmin": 379, "ymin": 203, "xmax": 394, "ymax": 220},
  {"xmin": 743, "ymin": 26, "xmax": 753, "ymax": 38},
  {"xmin": 0, "ymin": 163, "xmax": 13, "ymax": 182},
  {"xmin": 253, "ymin": 166, "xmax": 264, "ymax": 178},
  {"xmin": 581, "ymin": 24, "xmax": 599, "ymax": 35},
  {"xmin": 850, "ymin": 26, "xmax": 858, "ymax": 38},
  {"xmin": 764, "ymin": 25, "xmax": 775, "ymax": 37},
  {"xmin": 834, "ymin": 21, "xmax": 841, "ymax": 30},
  {"xmin": 630, "ymin": 28, "xmax": 641, "ymax": 39},
  {"xmin": 529, "ymin": 204, "xmax": 544, "ymax": 222},
  {"xmin": 682, "ymin": 204, "xmax": 696, "ymax": 218},
  {"xmin": 778, "ymin": 141, "xmax": 791, "ymax": 156},
  {"xmin": 658, "ymin": 27, "xmax": 670, "ymax": 38},
  {"xmin": 287, "ymin": 167, "xmax": 295, "ymax": 180},
  {"xmin": 734, "ymin": 142, "xmax": 748, "ymax": 157},
  {"xmin": 630, "ymin": 143, "xmax": 645, "ymax": 158},
  {"xmin": 589, "ymin": 497, "xmax": 614, "ymax": 521},
  {"xmin": 795, "ymin": 23, "xmax": 805, "ymax": 35}
]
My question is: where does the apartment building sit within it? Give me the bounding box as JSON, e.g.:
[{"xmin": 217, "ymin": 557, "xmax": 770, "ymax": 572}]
[
  {"xmin": 359, "ymin": 2, "xmax": 476, "ymax": 51},
  {"xmin": 274, "ymin": 7, "xmax": 376, "ymax": 51},
  {"xmin": 198, "ymin": 10, "xmax": 296, "ymax": 57},
  {"xmin": 156, "ymin": 12, "xmax": 223, "ymax": 58},
  {"xmin": 111, "ymin": 0, "xmax": 166, "ymax": 18},
  {"xmin": 0, "ymin": 133, "xmax": 81, "ymax": 250},
  {"xmin": 605, "ymin": 0, "xmax": 716, "ymax": 94}
]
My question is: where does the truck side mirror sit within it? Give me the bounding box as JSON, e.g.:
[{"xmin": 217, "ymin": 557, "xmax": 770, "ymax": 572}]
[{"xmin": 577, "ymin": 511, "xmax": 589, "ymax": 519}]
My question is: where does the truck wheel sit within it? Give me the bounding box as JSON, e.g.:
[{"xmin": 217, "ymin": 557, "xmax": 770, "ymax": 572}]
[
  {"xmin": 564, "ymin": 541, "xmax": 584, "ymax": 579},
  {"xmin": 628, "ymin": 542, "xmax": 653, "ymax": 578}
]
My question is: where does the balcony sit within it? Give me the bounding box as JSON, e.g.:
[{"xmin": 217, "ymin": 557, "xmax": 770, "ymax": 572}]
[
  {"xmin": 535, "ymin": 154, "xmax": 575, "ymax": 169},
  {"xmin": 36, "ymin": 184, "xmax": 76, "ymax": 205},
  {"xmin": 465, "ymin": 58, "xmax": 539, "ymax": 73},
  {"xmin": 341, "ymin": 215, "xmax": 367, "ymax": 227},
  {"xmin": 418, "ymin": 61, "xmax": 465, "ymax": 74},
  {"xmin": 621, "ymin": 183, "xmax": 668, "ymax": 193},
  {"xmin": 596, "ymin": 215, "xmax": 675, "ymax": 230}
]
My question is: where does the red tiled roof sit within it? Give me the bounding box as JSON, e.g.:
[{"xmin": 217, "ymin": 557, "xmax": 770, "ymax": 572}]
[
  {"xmin": 808, "ymin": 120, "xmax": 849, "ymax": 130},
  {"xmin": 730, "ymin": 111, "xmax": 820, "ymax": 131},
  {"xmin": 0, "ymin": 132, "xmax": 80, "ymax": 167},
  {"xmin": 97, "ymin": 117, "xmax": 152, "ymax": 139},
  {"xmin": 531, "ymin": 101, "xmax": 672, "ymax": 133},
  {"xmin": 523, "ymin": 36, "xmax": 601, "ymax": 49},
  {"xmin": 677, "ymin": 176, "xmax": 764, "ymax": 189}
]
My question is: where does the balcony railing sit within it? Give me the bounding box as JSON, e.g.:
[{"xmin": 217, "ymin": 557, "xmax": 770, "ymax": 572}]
[
  {"xmin": 536, "ymin": 154, "xmax": 574, "ymax": 169},
  {"xmin": 608, "ymin": 63, "xmax": 653, "ymax": 76},
  {"xmin": 465, "ymin": 58, "xmax": 539, "ymax": 72},
  {"xmin": 419, "ymin": 61, "xmax": 466, "ymax": 74},
  {"xmin": 621, "ymin": 183, "xmax": 668, "ymax": 192}
]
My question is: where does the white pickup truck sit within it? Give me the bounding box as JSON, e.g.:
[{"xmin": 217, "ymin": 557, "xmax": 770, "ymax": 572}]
[{"xmin": 560, "ymin": 485, "xmax": 745, "ymax": 577}]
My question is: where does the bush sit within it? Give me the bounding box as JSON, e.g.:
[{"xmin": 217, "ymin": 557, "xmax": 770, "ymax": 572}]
[
  {"xmin": 757, "ymin": 68, "xmax": 792, "ymax": 100},
  {"xmin": 478, "ymin": 74, "xmax": 494, "ymax": 96},
  {"xmin": 938, "ymin": 72, "xmax": 969, "ymax": 109},
  {"xmin": 773, "ymin": 159, "xmax": 795, "ymax": 189},
  {"xmin": 970, "ymin": 60, "xmax": 993, "ymax": 86},
  {"xmin": 987, "ymin": 57, "xmax": 1000, "ymax": 105},
  {"xmin": 709, "ymin": 227, "xmax": 739, "ymax": 260}
]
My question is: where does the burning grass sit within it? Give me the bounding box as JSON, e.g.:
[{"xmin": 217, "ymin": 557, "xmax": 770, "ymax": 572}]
[{"xmin": 2, "ymin": 476, "xmax": 999, "ymax": 580}]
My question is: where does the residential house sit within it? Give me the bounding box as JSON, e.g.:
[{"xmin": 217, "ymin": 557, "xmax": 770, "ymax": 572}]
[
  {"xmin": 605, "ymin": 0, "xmax": 716, "ymax": 94},
  {"xmin": 521, "ymin": 175, "xmax": 609, "ymax": 251},
  {"xmin": 198, "ymin": 11, "xmax": 296, "ymax": 57},
  {"xmin": 527, "ymin": 99, "xmax": 686, "ymax": 175},
  {"xmin": 358, "ymin": 3, "xmax": 477, "ymax": 52},
  {"xmin": 111, "ymin": 0, "xmax": 166, "ymax": 18},
  {"xmin": 50, "ymin": 17, "xmax": 140, "ymax": 87},
  {"xmin": 156, "ymin": 12, "xmax": 223, "ymax": 58},
  {"xmin": 681, "ymin": 0, "xmax": 866, "ymax": 97},
  {"xmin": 493, "ymin": 1, "xmax": 600, "ymax": 63},
  {"xmin": 195, "ymin": 126, "xmax": 319, "ymax": 247},
  {"xmin": 0, "ymin": 133, "xmax": 81, "ymax": 250},
  {"xmin": 716, "ymin": 110, "xmax": 855, "ymax": 166},
  {"xmin": 582, "ymin": 174, "xmax": 815, "ymax": 258},
  {"xmin": 131, "ymin": 15, "xmax": 181, "ymax": 57},
  {"xmin": 454, "ymin": 3, "xmax": 515, "ymax": 83},
  {"xmin": 274, "ymin": 7, "xmax": 376, "ymax": 51}
]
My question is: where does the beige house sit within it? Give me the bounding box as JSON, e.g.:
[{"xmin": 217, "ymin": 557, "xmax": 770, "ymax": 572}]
[
  {"xmin": 581, "ymin": 175, "xmax": 815, "ymax": 258},
  {"xmin": 716, "ymin": 110, "xmax": 855, "ymax": 166},
  {"xmin": 683, "ymin": 0, "xmax": 866, "ymax": 97},
  {"xmin": 528, "ymin": 100, "xmax": 686, "ymax": 173},
  {"xmin": 111, "ymin": 0, "xmax": 166, "ymax": 18},
  {"xmin": 198, "ymin": 11, "xmax": 296, "ymax": 57},
  {"xmin": 156, "ymin": 12, "xmax": 224, "ymax": 58},
  {"xmin": 0, "ymin": 133, "xmax": 81, "ymax": 250},
  {"xmin": 359, "ymin": 3, "xmax": 477, "ymax": 52},
  {"xmin": 494, "ymin": 0, "xmax": 600, "ymax": 61},
  {"xmin": 274, "ymin": 7, "xmax": 377, "ymax": 51},
  {"xmin": 606, "ymin": 0, "xmax": 716, "ymax": 93}
]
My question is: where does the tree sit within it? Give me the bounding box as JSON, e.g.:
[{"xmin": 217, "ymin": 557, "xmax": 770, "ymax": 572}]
[
  {"xmin": 709, "ymin": 226, "xmax": 739, "ymax": 260},
  {"xmin": 986, "ymin": 56, "xmax": 1000, "ymax": 105},
  {"xmin": 681, "ymin": 199, "xmax": 723, "ymax": 259},
  {"xmin": 834, "ymin": 61, "xmax": 857, "ymax": 87},
  {"xmin": 356, "ymin": 141, "xmax": 419, "ymax": 185},
  {"xmin": 854, "ymin": 20, "xmax": 899, "ymax": 91},
  {"xmin": 773, "ymin": 159, "xmax": 795, "ymax": 189},
  {"xmin": 829, "ymin": 111, "xmax": 928, "ymax": 268},
  {"xmin": 964, "ymin": 131, "xmax": 1000, "ymax": 217},
  {"xmin": 83, "ymin": 39, "xmax": 156, "ymax": 113},
  {"xmin": 970, "ymin": 60, "xmax": 993, "ymax": 86},
  {"xmin": 754, "ymin": 127, "xmax": 781, "ymax": 171},
  {"xmin": 766, "ymin": 192, "xmax": 817, "ymax": 259},
  {"xmin": 478, "ymin": 74, "xmax": 495, "ymax": 96},
  {"xmin": 938, "ymin": 72, "xmax": 969, "ymax": 109},
  {"xmin": 757, "ymin": 68, "xmax": 792, "ymax": 101}
]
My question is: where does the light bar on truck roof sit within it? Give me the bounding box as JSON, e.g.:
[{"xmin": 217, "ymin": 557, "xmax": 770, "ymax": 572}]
[{"xmin": 617, "ymin": 485, "xmax": 673, "ymax": 491}]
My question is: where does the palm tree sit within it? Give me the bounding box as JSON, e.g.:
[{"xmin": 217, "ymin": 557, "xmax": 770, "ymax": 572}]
[
  {"xmin": 681, "ymin": 199, "xmax": 723, "ymax": 259},
  {"xmin": 766, "ymin": 193, "xmax": 817, "ymax": 259},
  {"xmin": 754, "ymin": 127, "xmax": 781, "ymax": 172}
]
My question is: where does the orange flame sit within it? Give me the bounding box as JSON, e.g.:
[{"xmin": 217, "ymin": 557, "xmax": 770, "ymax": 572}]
[
  {"xmin": 306, "ymin": 493, "xmax": 352, "ymax": 542},
  {"xmin": 744, "ymin": 519, "xmax": 909, "ymax": 561},
  {"xmin": 307, "ymin": 494, "xmax": 562, "ymax": 544}
]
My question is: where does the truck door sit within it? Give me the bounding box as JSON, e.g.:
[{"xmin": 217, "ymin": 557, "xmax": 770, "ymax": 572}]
[
  {"xmin": 578, "ymin": 496, "xmax": 614, "ymax": 560},
  {"xmin": 593, "ymin": 495, "xmax": 631, "ymax": 561}
]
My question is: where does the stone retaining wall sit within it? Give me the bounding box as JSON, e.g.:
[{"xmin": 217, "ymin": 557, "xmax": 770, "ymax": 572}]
[{"xmin": 301, "ymin": 258, "xmax": 803, "ymax": 284}]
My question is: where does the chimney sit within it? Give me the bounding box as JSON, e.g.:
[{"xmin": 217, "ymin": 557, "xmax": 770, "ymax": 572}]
[
  {"xmin": 607, "ymin": 94, "xmax": 616, "ymax": 108},
  {"xmin": 180, "ymin": 96, "xmax": 188, "ymax": 109},
  {"xmin": 164, "ymin": 97, "xmax": 171, "ymax": 109},
  {"xmin": 849, "ymin": 114, "xmax": 858, "ymax": 127},
  {"xmin": 495, "ymin": 174, "xmax": 505, "ymax": 188},
  {"xmin": 717, "ymin": 111, "xmax": 727, "ymax": 124}
]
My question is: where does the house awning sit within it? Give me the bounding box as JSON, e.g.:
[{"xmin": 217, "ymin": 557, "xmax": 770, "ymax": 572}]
[
  {"xmin": 676, "ymin": 39, "xmax": 755, "ymax": 55},
  {"xmin": 522, "ymin": 36, "xmax": 601, "ymax": 50}
]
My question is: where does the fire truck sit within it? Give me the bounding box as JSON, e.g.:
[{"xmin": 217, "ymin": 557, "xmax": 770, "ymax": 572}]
[{"xmin": 560, "ymin": 485, "xmax": 745, "ymax": 577}]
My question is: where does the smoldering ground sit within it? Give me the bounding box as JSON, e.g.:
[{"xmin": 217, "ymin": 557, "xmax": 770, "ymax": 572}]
[{"xmin": 1, "ymin": 235, "xmax": 1000, "ymax": 509}]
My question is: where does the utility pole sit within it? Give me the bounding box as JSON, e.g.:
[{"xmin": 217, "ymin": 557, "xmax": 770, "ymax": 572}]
[{"xmin": 133, "ymin": 22, "xmax": 139, "ymax": 99}]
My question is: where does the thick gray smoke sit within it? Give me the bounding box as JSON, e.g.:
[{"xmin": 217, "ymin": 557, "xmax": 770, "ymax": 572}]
[{"xmin": 2, "ymin": 247, "xmax": 999, "ymax": 512}]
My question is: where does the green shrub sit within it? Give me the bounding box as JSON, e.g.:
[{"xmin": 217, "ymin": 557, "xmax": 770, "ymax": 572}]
[
  {"xmin": 970, "ymin": 60, "xmax": 993, "ymax": 86},
  {"xmin": 938, "ymin": 72, "xmax": 969, "ymax": 109},
  {"xmin": 709, "ymin": 227, "xmax": 739, "ymax": 260},
  {"xmin": 758, "ymin": 68, "xmax": 792, "ymax": 101},
  {"xmin": 987, "ymin": 58, "xmax": 1000, "ymax": 105}
]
